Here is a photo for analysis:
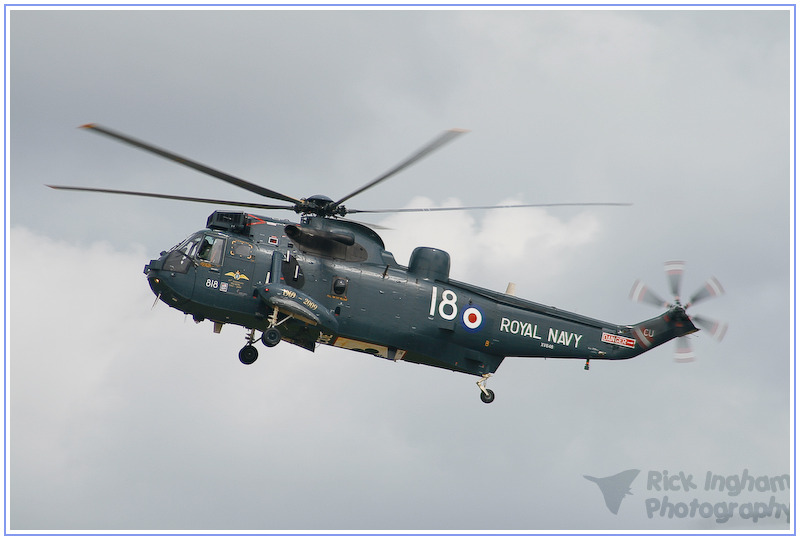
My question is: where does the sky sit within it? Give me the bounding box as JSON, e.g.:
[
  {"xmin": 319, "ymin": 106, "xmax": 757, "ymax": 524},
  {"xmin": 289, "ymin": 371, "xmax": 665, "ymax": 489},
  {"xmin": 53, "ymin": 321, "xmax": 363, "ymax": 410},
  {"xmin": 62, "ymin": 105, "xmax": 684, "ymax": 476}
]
[{"xmin": 6, "ymin": 6, "xmax": 794, "ymax": 534}]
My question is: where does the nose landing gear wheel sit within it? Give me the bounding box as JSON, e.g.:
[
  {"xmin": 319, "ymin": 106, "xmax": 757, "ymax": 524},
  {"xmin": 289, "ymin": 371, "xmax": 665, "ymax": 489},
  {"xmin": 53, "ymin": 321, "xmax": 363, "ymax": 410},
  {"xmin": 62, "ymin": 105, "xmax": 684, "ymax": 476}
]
[
  {"xmin": 261, "ymin": 327, "xmax": 281, "ymax": 347},
  {"xmin": 239, "ymin": 344, "xmax": 258, "ymax": 365}
]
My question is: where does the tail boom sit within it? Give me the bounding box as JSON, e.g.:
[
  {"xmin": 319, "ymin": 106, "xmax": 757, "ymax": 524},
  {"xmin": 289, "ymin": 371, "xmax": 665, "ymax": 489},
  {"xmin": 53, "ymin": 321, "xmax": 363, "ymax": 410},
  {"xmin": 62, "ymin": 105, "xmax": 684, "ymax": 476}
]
[{"xmin": 491, "ymin": 305, "xmax": 698, "ymax": 361}]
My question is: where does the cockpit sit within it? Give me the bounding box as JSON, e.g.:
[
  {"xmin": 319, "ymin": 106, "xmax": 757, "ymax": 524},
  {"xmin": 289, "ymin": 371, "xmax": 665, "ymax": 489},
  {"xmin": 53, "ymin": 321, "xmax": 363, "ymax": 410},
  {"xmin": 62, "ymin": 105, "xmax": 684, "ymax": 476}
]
[{"xmin": 163, "ymin": 231, "xmax": 225, "ymax": 273}]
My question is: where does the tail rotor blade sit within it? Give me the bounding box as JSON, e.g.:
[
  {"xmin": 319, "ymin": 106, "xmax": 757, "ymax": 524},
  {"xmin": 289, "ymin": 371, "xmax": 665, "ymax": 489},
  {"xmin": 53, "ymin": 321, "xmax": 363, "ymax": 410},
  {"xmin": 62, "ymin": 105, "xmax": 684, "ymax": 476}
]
[
  {"xmin": 674, "ymin": 336, "xmax": 695, "ymax": 363},
  {"xmin": 631, "ymin": 261, "xmax": 725, "ymax": 364},
  {"xmin": 687, "ymin": 276, "xmax": 725, "ymax": 308},
  {"xmin": 630, "ymin": 279, "xmax": 669, "ymax": 308},
  {"xmin": 664, "ymin": 260, "xmax": 685, "ymax": 302},
  {"xmin": 692, "ymin": 315, "xmax": 728, "ymax": 342}
]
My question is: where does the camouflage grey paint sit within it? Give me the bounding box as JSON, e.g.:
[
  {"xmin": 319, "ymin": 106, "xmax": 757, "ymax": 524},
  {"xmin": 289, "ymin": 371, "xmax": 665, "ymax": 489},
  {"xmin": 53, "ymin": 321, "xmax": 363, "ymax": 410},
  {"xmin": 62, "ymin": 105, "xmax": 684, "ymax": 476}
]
[{"xmin": 145, "ymin": 212, "xmax": 699, "ymax": 383}]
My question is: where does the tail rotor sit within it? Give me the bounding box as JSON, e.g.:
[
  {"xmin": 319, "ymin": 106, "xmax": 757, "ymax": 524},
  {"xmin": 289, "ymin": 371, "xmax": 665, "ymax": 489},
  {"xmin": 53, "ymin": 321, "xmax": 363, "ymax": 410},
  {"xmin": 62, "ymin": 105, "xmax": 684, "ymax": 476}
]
[
  {"xmin": 629, "ymin": 279, "xmax": 668, "ymax": 309},
  {"xmin": 691, "ymin": 314, "xmax": 728, "ymax": 342},
  {"xmin": 630, "ymin": 261, "xmax": 726, "ymax": 362},
  {"xmin": 674, "ymin": 336, "xmax": 695, "ymax": 363},
  {"xmin": 665, "ymin": 260, "xmax": 685, "ymax": 302},
  {"xmin": 687, "ymin": 276, "xmax": 725, "ymax": 308}
]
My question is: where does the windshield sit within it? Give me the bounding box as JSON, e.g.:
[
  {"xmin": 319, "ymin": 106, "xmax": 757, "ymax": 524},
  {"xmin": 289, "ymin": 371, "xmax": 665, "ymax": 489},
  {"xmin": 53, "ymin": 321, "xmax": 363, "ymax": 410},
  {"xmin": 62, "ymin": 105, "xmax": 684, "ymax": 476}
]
[
  {"xmin": 163, "ymin": 232, "xmax": 224, "ymax": 273},
  {"xmin": 163, "ymin": 235, "xmax": 199, "ymax": 273}
]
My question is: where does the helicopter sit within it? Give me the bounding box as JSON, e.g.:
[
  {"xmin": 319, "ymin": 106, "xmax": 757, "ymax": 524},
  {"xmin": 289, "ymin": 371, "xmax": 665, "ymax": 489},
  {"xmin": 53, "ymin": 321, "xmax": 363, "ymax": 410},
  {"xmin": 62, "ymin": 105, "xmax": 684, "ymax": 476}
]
[{"xmin": 49, "ymin": 124, "xmax": 726, "ymax": 403}]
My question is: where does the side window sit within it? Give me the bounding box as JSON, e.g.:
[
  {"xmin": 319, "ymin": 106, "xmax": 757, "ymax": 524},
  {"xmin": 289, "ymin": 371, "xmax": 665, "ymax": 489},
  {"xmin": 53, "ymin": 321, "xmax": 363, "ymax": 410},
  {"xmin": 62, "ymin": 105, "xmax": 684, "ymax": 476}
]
[
  {"xmin": 229, "ymin": 239, "xmax": 254, "ymax": 260},
  {"xmin": 332, "ymin": 277, "xmax": 348, "ymax": 297},
  {"xmin": 197, "ymin": 235, "xmax": 224, "ymax": 266}
]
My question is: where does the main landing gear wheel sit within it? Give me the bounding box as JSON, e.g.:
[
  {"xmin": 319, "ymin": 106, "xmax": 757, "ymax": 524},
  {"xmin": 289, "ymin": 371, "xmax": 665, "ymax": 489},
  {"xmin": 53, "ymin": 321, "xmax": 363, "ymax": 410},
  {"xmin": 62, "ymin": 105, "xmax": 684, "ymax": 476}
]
[
  {"xmin": 476, "ymin": 374, "xmax": 495, "ymax": 404},
  {"xmin": 261, "ymin": 327, "xmax": 281, "ymax": 347},
  {"xmin": 239, "ymin": 344, "xmax": 258, "ymax": 365}
]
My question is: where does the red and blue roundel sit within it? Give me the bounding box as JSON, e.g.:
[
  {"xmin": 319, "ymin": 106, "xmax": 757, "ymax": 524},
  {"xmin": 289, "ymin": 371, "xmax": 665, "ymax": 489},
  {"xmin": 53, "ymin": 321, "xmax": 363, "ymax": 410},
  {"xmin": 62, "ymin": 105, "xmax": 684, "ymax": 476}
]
[{"xmin": 461, "ymin": 305, "xmax": 484, "ymax": 332}]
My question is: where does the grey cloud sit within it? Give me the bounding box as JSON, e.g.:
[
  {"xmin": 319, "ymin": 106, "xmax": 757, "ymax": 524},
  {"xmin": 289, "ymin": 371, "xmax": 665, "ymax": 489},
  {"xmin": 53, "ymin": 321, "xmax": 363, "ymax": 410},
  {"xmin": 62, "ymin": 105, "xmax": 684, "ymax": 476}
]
[{"xmin": 8, "ymin": 7, "xmax": 791, "ymax": 532}]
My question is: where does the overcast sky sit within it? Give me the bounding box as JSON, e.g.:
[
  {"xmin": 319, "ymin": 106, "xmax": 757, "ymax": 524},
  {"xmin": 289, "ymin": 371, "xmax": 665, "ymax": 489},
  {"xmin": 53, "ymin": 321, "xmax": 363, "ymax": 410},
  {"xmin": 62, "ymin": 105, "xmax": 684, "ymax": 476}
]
[{"xmin": 7, "ymin": 6, "xmax": 793, "ymax": 533}]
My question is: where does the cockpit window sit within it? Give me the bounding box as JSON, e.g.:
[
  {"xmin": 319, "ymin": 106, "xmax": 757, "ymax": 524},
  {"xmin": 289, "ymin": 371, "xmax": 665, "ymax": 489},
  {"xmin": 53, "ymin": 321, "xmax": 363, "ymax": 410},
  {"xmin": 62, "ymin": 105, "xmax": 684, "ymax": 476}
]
[
  {"xmin": 164, "ymin": 233, "xmax": 225, "ymax": 273},
  {"xmin": 197, "ymin": 235, "xmax": 224, "ymax": 266},
  {"xmin": 178, "ymin": 235, "xmax": 201, "ymax": 258},
  {"xmin": 165, "ymin": 235, "xmax": 202, "ymax": 273}
]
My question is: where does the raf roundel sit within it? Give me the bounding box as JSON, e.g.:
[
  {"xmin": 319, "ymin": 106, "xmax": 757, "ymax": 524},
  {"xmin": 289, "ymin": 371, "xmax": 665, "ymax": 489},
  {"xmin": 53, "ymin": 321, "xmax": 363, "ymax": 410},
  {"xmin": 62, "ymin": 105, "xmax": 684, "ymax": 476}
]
[{"xmin": 461, "ymin": 305, "xmax": 484, "ymax": 331}]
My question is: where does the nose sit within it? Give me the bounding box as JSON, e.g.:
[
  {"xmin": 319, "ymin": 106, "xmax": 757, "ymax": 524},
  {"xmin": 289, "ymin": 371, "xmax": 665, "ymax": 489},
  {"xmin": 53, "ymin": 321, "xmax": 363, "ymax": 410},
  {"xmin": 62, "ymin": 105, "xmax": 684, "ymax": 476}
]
[
  {"xmin": 144, "ymin": 249, "xmax": 196, "ymax": 309},
  {"xmin": 143, "ymin": 252, "xmax": 193, "ymax": 307},
  {"xmin": 144, "ymin": 254, "xmax": 167, "ymax": 296}
]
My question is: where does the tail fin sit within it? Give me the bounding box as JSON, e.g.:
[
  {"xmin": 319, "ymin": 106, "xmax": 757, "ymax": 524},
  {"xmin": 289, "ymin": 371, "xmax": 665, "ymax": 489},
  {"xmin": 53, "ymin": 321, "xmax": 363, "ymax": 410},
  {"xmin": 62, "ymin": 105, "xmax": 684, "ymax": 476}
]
[{"xmin": 620, "ymin": 306, "xmax": 699, "ymax": 358}]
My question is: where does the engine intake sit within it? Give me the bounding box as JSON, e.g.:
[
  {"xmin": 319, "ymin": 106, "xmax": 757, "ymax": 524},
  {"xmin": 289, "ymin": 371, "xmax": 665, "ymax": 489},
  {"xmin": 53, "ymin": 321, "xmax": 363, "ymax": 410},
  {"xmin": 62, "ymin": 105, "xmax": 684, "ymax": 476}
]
[{"xmin": 408, "ymin": 247, "xmax": 450, "ymax": 281}]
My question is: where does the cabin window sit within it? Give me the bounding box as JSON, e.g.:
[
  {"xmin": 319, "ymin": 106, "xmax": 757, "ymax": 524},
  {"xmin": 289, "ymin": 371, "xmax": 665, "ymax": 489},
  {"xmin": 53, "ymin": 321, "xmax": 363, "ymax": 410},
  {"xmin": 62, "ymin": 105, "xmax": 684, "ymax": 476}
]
[
  {"xmin": 332, "ymin": 277, "xmax": 348, "ymax": 296},
  {"xmin": 197, "ymin": 235, "xmax": 224, "ymax": 266}
]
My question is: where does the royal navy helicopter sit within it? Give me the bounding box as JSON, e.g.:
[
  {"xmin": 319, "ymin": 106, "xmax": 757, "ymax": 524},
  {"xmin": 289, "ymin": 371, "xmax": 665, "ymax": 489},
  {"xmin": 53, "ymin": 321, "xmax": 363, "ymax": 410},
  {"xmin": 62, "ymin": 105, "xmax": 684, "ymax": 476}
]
[{"xmin": 50, "ymin": 124, "xmax": 725, "ymax": 403}]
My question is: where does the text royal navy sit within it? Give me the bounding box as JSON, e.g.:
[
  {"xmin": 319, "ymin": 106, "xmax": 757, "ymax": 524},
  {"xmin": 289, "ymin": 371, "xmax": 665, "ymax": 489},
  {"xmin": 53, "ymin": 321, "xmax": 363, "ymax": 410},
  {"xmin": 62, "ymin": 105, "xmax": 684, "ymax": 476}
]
[{"xmin": 499, "ymin": 317, "xmax": 583, "ymax": 348}]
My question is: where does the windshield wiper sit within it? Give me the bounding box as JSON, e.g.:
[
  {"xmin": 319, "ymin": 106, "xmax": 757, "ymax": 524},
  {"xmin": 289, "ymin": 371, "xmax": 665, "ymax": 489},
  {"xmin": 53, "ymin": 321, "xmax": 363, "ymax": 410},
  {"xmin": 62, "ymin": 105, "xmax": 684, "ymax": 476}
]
[{"xmin": 175, "ymin": 249, "xmax": 199, "ymax": 268}]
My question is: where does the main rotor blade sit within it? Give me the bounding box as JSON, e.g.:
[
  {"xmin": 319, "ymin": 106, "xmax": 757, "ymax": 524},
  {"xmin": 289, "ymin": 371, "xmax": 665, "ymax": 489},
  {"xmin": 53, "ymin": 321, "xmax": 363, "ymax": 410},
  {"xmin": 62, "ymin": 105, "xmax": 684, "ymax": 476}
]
[
  {"xmin": 664, "ymin": 260, "xmax": 685, "ymax": 301},
  {"xmin": 80, "ymin": 124, "xmax": 302, "ymax": 205},
  {"xmin": 332, "ymin": 128, "xmax": 468, "ymax": 209},
  {"xmin": 347, "ymin": 202, "xmax": 632, "ymax": 214},
  {"xmin": 47, "ymin": 185, "xmax": 296, "ymax": 211}
]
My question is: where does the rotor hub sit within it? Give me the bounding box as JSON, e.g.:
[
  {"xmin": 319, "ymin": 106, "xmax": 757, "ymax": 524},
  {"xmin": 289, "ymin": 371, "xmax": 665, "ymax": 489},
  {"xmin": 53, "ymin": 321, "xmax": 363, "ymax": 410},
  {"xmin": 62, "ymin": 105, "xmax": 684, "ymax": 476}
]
[
  {"xmin": 630, "ymin": 261, "xmax": 727, "ymax": 361},
  {"xmin": 296, "ymin": 195, "xmax": 347, "ymax": 217}
]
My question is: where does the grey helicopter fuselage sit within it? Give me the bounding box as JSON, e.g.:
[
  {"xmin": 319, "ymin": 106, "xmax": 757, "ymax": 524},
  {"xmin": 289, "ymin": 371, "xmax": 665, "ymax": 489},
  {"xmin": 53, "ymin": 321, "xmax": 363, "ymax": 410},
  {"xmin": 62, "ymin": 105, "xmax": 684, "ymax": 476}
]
[
  {"xmin": 145, "ymin": 210, "xmax": 698, "ymax": 382},
  {"xmin": 51, "ymin": 123, "xmax": 715, "ymax": 403}
]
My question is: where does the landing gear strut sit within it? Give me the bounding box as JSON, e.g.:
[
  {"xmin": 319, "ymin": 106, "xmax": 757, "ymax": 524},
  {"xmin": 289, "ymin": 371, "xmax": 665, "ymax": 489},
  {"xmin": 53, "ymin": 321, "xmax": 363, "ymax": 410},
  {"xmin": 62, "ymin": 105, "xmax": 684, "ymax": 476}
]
[
  {"xmin": 476, "ymin": 374, "xmax": 495, "ymax": 404},
  {"xmin": 260, "ymin": 306, "xmax": 287, "ymax": 348},
  {"xmin": 239, "ymin": 307, "xmax": 289, "ymax": 364},
  {"xmin": 239, "ymin": 328, "xmax": 259, "ymax": 365}
]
